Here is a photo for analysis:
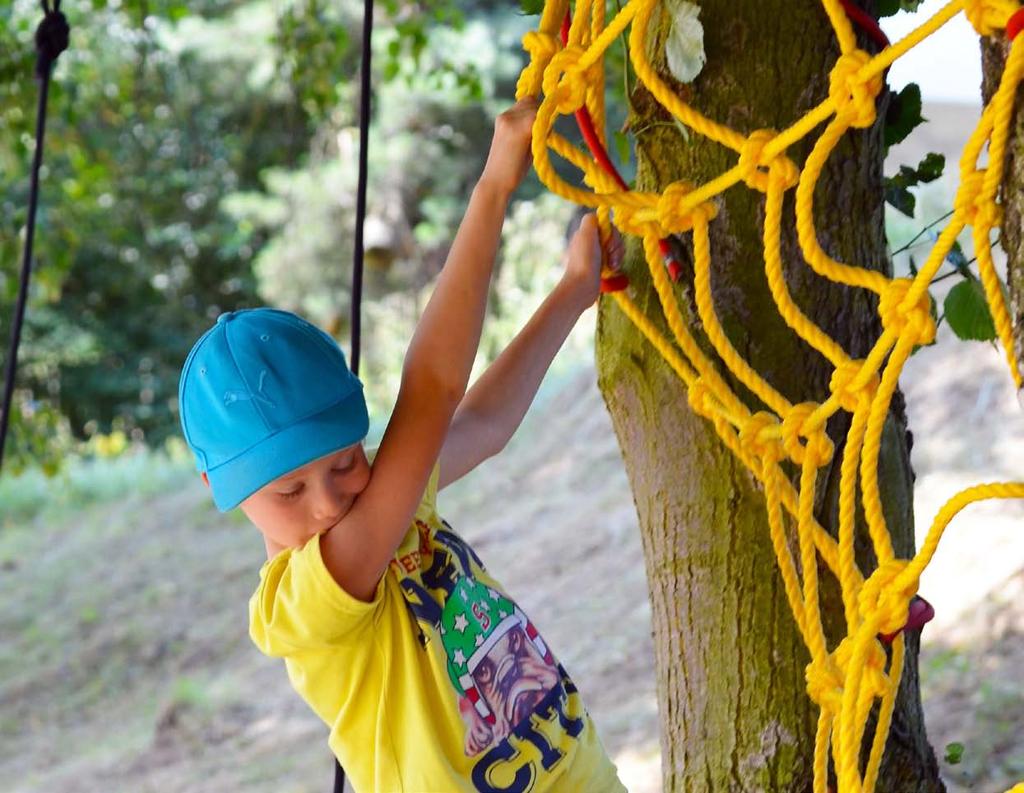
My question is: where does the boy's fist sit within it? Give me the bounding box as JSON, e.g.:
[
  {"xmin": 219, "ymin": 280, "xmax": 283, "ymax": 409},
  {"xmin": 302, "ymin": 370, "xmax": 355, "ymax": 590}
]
[
  {"xmin": 480, "ymin": 98, "xmax": 538, "ymax": 198},
  {"xmin": 562, "ymin": 213, "xmax": 624, "ymax": 311}
]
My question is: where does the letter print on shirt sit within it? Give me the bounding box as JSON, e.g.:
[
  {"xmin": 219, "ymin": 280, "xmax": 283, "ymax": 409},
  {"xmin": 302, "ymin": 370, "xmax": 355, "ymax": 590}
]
[{"xmin": 394, "ymin": 520, "xmax": 588, "ymax": 790}]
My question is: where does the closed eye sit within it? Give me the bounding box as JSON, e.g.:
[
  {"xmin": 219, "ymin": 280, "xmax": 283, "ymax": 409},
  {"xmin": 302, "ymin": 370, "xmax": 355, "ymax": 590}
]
[{"xmin": 279, "ymin": 484, "xmax": 304, "ymax": 500}]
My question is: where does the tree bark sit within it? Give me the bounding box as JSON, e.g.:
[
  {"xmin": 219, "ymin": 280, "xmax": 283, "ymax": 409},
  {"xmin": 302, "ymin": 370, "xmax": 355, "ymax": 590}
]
[
  {"xmin": 982, "ymin": 34, "xmax": 1024, "ymax": 377},
  {"xmin": 595, "ymin": 2, "xmax": 943, "ymax": 790}
]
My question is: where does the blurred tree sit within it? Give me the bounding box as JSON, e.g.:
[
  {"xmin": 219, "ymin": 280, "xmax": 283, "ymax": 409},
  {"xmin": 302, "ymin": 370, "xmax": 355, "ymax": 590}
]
[
  {"xmin": 1, "ymin": 0, "xmax": 580, "ymax": 468},
  {"xmin": 225, "ymin": 8, "xmax": 543, "ymax": 413},
  {"xmin": 2, "ymin": 0, "xmax": 316, "ymax": 456}
]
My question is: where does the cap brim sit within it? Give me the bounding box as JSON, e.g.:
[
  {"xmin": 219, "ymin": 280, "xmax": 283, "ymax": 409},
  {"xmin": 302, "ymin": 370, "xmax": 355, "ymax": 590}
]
[{"xmin": 206, "ymin": 388, "xmax": 369, "ymax": 512}]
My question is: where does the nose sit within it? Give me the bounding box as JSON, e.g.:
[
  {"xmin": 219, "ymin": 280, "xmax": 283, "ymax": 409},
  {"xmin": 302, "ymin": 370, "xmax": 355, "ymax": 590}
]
[{"xmin": 310, "ymin": 475, "xmax": 347, "ymax": 522}]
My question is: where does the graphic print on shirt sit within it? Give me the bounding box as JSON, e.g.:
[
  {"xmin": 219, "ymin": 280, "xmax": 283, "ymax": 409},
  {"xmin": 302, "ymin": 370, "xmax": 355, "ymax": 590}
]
[
  {"xmin": 440, "ymin": 577, "xmax": 560, "ymax": 756},
  {"xmin": 395, "ymin": 520, "xmax": 588, "ymax": 792}
]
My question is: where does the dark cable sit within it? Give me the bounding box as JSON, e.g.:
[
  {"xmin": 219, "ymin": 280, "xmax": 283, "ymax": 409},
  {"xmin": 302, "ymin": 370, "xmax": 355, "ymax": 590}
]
[
  {"xmin": 0, "ymin": 0, "xmax": 70, "ymax": 475},
  {"xmin": 332, "ymin": 752, "xmax": 346, "ymax": 793},
  {"xmin": 332, "ymin": 2, "xmax": 372, "ymax": 787},
  {"xmin": 350, "ymin": 0, "xmax": 373, "ymax": 378}
]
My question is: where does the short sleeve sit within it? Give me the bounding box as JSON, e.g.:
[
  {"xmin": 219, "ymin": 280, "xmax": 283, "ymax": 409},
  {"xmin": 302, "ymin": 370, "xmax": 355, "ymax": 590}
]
[{"xmin": 249, "ymin": 533, "xmax": 385, "ymax": 656}]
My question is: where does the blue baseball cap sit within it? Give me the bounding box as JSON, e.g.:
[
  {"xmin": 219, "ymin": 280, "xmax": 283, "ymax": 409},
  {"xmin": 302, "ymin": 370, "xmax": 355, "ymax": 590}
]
[{"xmin": 178, "ymin": 308, "xmax": 369, "ymax": 511}]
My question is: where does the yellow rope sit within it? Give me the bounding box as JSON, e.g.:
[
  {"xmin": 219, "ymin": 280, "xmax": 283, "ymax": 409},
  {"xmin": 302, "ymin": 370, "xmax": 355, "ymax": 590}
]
[{"xmin": 518, "ymin": 1, "xmax": 1024, "ymax": 790}]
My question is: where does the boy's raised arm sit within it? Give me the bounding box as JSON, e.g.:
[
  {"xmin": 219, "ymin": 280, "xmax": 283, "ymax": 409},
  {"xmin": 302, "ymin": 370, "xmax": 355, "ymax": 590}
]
[
  {"xmin": 437, "ymin": 215, "xmax": 622, "ymax": 489},
  {"xmin": 321, "ymin": 99, "xmax": 538, "ymax": 601}
]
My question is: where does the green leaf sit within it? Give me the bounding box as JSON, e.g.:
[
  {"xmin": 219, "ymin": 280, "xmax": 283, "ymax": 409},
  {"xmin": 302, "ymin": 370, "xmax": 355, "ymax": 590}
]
[
  {"xmin": 878, "ymin": 0, "xmax": 925, "ymax": 18},
  {"xmin": 885, "ymin": 83, "xmax": 925, "ymax": 151},
  {"xmin": 884, "ymin": 152, "xmax": 945, "ymax": 216},
  {"xmin": 520, "ymin": 0, "xmax": 545, "ymax": 14},
  {"xmin": 885, "ymin": 184, "xmax": 916, "ymax": 217},
  {"xmin": 915, "ymin": 151, "xmax": 945, "ymax": 183},
  {"xmin": 944, "ymin": 742, "xmax": 965, "ymax": 765},
  {"xmin": 944, "ymin": 280, "xmax": 997, "ymax": 341}
]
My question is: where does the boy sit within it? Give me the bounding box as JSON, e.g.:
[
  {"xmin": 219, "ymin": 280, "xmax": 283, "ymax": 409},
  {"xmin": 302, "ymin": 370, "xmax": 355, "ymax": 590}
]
[{"xmin": 178, "ymin": 98, "xmax": 626, "ymax": 792}]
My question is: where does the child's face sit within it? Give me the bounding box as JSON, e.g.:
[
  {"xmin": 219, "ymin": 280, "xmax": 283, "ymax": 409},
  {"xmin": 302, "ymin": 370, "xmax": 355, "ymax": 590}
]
[{"xmin": 238, "ymin": 443, "xmax": 371, "ymax": 551}]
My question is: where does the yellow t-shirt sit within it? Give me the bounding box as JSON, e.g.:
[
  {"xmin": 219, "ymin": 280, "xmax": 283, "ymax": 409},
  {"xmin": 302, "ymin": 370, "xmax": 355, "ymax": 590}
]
[{"xmin": 249, "ymin": 463, "xmax": 625, "ymax": 793}]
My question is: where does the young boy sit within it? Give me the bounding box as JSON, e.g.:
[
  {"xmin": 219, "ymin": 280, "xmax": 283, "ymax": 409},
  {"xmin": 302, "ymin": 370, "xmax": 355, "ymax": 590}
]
[{"xmin": 177, "ymin": 98, "xmax": 627, "ymax": 792}]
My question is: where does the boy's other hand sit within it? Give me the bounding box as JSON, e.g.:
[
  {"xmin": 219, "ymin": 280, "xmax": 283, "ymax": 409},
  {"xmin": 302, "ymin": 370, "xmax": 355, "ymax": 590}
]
[
  {"xmin": 480, "ymin": 98, "xmax": 538, "ymax": 198},
  {"xmin": 561, "ymin": 213, "xmax": 624, "ymax": 312}
]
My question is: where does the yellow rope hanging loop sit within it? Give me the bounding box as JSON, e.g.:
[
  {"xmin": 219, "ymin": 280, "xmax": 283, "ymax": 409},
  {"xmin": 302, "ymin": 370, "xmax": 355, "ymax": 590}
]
[{"xmin": 518, "ymin": 1, "xmax": 1024, "ymax": 791}]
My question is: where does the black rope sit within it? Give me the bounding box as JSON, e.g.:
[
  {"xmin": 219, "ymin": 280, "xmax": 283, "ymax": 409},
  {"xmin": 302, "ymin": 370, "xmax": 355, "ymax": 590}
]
[
  {"xmin": 335, "ymin": 9, "xmax": 372, "ymax": 792},
  {"xmin": 0, "ymin": 0, "xmax": 70, "ymax": 475},
  {"xmin": 332, "ymin": 752, "xmax": 346, "ymax": 793},
  {"xmin": 349, "ymin": 0, "xmax": 373, "ymax": 379}
]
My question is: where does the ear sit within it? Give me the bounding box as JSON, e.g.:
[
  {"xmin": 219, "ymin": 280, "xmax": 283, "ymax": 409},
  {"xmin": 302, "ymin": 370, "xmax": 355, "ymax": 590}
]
[{"xmin": 201, "ymin": 472, "xmax": 210, "ymax": 487}]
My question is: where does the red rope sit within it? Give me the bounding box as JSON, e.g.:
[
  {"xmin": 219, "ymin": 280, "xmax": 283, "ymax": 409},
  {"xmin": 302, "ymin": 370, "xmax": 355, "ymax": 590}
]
[
  {"xmin": 563, "ymin": 11, "xmax": 630, "ymax": 192},
  {"xmin": 561, "ymin": 13, "xmax": 641, "ymax": 289},
  {"xmin": 560, "ymin": 13, "xmax": 628, "ymax": 193},
  {"xmin": 1008, "ymin": 7, "xmax": 1024, "ymax": 40},
  {"xmin": 837, "ymin": 0, "xmax": 890, "ymax": 50}
]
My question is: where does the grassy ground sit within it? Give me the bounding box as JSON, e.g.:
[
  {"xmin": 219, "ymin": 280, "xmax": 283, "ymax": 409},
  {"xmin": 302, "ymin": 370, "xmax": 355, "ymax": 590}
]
[{"xmin": 0, "ymin": 358, "xmax": 661, "ymax": 793}]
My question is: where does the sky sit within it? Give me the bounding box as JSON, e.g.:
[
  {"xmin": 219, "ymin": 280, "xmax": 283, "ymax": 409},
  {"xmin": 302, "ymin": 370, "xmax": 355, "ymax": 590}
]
[{"xmin": 880, "ymin": 0, "xmax": 984, "ymax": 105}]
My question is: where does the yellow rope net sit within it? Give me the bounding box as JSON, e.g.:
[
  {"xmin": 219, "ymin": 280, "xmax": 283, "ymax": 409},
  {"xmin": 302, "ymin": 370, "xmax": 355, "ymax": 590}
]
[{"xmin": 516, "ymin": 1, "xmax": 1024, "ymax": 790}]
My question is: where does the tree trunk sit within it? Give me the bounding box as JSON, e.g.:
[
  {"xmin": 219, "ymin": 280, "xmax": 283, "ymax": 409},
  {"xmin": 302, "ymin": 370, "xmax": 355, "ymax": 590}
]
[
  {"xmin": 595, "ymin": 2, "xmax": 943, "ymax": 790},
  {"xmin": 982, "ymin": 33, "xmax": 1024, "ymax": 375}
]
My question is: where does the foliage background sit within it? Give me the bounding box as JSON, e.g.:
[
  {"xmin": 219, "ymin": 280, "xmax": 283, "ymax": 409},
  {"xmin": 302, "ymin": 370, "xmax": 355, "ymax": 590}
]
[{"xmin": 0, "ymin": 0, "xmax": 608, "ymax": 472}]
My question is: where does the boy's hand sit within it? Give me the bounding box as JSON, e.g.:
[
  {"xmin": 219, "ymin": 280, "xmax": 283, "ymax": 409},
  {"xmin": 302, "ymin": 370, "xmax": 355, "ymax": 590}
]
[
  {"xmin": 561, "ymin": 213, "xmax": 625, "ymax": 312},
  {"xmin": 479, "ymin": 98, "xmax": 538, "ymax": 198}
]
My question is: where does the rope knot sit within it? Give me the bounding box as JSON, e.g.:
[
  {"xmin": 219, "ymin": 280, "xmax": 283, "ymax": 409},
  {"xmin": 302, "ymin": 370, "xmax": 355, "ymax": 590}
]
[
  {"xmin": 35, "ymin": 6, "xmax": 70, "ymax": 79},
  {"xmin": 964, "ymin": 0, "xmax": 1018, "ymax": 36},
  {"xmin": 613, "ymin": 205, "xmax": 651, "ymax": 237},
  {"xmin": 686, "ymin": 378, "xmax": 717, "ymax": 418},
  {"xmin": 781, "ymin": 402, "xmax": 834, "ymax": 467},
  {"xmin": 829, "ymin": 359, "xmax": 879, "ymax": 413},
  {"xmin": 739, "ymin": 411, "xmax": 786, "ymax": 462},
  {"xmin": 832, "ymin": 637, "xmax": 891, "ymax": 700},
  {"xmin": 522, "ymin": 30, "xmax": 561, "ymax": 61},
  {"xmin": 805, "ymin": 658, "xmax": 844, "ymax": 713},
  {"xmin": 858, "ymin": 560, "xmax": 917, "ymax": 637},
  {"xmin": 738, "ymin": 130, "xmax": 799, "ymax": 192},
  {"xmin": 657, "ymin": 181, "xmax": 718, "ymax": 235},
  {"xmin": 543, "ymin": 46, "xmax": 589, "ymax": 115},
  {"xmin": 807, "ymin": 643, "xmax": 890, "ymax": 713},
  {"xmin": 955, "ymin": 169, "xmax": 1003, "ymax": 229},
  {"xmin": 828, "ymin": 49, "xmax": 882, "ymax": 129},
  {"xmin": 878, "ymin": 278, "xmax": 936, "ymax": 346},
  {"xmin": 517, "ymin": 31, "xmax": 562, "ymax": 98}
]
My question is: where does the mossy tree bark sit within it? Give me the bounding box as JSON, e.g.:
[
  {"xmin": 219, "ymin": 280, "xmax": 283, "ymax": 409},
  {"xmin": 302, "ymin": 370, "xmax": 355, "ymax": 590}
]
[{"xmin": 594, "ymin": 2, "xmax": 943, "ymax": 790}]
